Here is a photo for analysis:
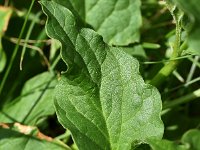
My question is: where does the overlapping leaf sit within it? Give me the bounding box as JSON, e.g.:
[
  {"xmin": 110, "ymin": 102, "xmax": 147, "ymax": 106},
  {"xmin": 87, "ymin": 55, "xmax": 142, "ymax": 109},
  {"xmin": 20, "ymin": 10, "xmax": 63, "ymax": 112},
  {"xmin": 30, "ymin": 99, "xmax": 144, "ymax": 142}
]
[
  {"xmin": 148, "ymin": 139, "xmax": 187, "ymax": 150},
  {"xmin": 0, "ymin": 72, "xmax": 57, "ymax": 125},
  {"xmin": 40, "ymin": 0, "xmax": 163, "ymax": 149},
  {"xmin": 181, "ymin": 129, "xmax": 200, "ymax": 149},
  {"xmin": 148, "ymin": 129, "xmax": 200, "ymax": 150},
  {"xmin": 54, "ymin": 0, "xmax": 142, "ymax": 45},
  {"xmin": 0, "ymin": 123, "xmax": 69, "ymax": 150}
]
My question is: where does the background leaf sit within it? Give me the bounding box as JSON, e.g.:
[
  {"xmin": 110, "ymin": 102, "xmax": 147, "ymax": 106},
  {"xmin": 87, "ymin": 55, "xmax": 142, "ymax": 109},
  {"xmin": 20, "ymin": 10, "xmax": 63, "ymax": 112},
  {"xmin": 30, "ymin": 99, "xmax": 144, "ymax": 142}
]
[
  {"xmin": 0, "ymin": 48, "xmax": 6, "ymax": 73},
  {"xmin": 148, "ymin": 129, "xmax": 200, "ymax": 150},
  {"xmin": 148, "ymin": 139, "xmax": 187, "ymax": 150},
  {"xmin": 0, "ymin": 72, "xmax": 57, "ymax": 125},
  {"xmin": 55, "ymin": 0, "xmax": 142, "ymax": 46},
  {"xmin": 181, "ymin": 129, "xmax": 200, "ymax": 150},
  {"xmin": 40, "ymin": 1, "xmax": 163, "ymax": 149},
  {"xmin": 0, "ymin": 6, "xmax": 12, "ymax": 72},
  {"xmin": 173, "ymin": 0, "xmax": 200, "ymax": 55},
  {"xmin": 0, "ymin": 123, "xmax": 70, "ymax": 150}
]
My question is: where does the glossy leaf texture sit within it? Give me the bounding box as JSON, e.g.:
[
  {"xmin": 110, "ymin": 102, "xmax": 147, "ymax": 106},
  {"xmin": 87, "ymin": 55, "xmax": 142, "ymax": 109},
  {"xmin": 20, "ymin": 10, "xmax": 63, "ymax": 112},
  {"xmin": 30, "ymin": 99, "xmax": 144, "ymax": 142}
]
[
  {"xmin": 40, "ymin": 1, "xmax": 163, "ymax": 150},
  {"xmin": 0, "ymin": 72, "xmax": 57, "ymax": 125},
  {"xmin": 0, "ymin": 123, "xmax": 69, "ymax": 150},
  {"xmin": 54, "ymin": 0, "xmax": 142, "ymax": 46},
  {"xmin": 173, "ymin": 0, "xmax": 200, "ymax": 55}
]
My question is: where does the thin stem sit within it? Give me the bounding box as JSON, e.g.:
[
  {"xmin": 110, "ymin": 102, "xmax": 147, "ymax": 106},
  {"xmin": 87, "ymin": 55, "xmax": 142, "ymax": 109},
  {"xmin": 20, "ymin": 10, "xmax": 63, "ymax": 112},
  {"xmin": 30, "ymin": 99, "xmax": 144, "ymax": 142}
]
[
  {"xmin": 172, "ymin": 70, "xmax": 184, "ymax": 83},
  {"xmin": 188, "ymin": 57, "xmax": 200, "ymax": 69},
  {"xmin": 186, "ymin": 56, "xmax": 199, "ymax": 84},
  {"xmin": 0, "ymin": 0, "xmax": 36, "ymax": 96},
  {"xmin": 20, "ymin": 12, "xmax": 41, "ymax": 70},
  {"xmin": 150, "ymin": 16, "xmax": 182, "ymax": 87},
  {"xmin": 141, "ymin": 54, "xmax": 193, "ymax": 64},
  {"xmin": 5, "ymin": 36, "xmax": 50, "ymax": 44},
  {"xmin": 55, "ymin": 130, "xmax": 71, "ymax": 143},
  {"xmin": 50, "ymin": 55, "xmax": 61, "ymax": 72},
  {"xmin": 163, "ymin": 88, "xmax": 200, "ymax": 109},
  {"xmin": 6, "ymin": 35, "xmax": 50, "ymax": 70},
  {"xmin": 4, "ymin": 0, "xmax": 9, "ymax": 6},
  {"xmin": 162, "ymin": 76, "xmax": 200, "ymax": 94}
]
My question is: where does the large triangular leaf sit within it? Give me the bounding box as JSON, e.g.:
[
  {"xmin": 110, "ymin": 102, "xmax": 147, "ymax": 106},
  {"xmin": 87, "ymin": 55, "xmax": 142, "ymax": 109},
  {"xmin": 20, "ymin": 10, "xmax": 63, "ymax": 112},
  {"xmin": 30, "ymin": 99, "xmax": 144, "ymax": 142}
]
[{"xmin": 40, "ymin": 1, "xmax": 163, "ymax": 149}]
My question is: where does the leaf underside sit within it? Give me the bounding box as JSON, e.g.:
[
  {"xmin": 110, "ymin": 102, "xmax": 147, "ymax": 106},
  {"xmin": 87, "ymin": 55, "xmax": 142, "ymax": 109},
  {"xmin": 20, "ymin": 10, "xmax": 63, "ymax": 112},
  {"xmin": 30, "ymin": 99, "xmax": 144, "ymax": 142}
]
[{"xmin": 40, "ymin": 1, "xmax": 164, "ymax": 150}]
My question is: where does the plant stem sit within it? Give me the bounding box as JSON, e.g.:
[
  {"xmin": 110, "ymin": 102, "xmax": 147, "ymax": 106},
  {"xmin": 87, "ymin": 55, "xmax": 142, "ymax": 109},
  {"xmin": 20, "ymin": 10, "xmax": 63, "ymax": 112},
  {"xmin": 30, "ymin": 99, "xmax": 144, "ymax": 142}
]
[
  {"xmin": 186, "ymin": 56, "xmax": 199, "ymax": 84},
  {"xmin": 20, "ymin": 12, "xmax": 41, "ymax": 70},
  {"xmin": 55, "ymin": 130, "xmax": 71, "ymax": 142},
  {"xmin": 0, "ymin": 0, "xmax": 35, "ymax": 96},
  {"xmin": 150, "ymin": 13, "xmax": 182, "ymax": 87},
  {"xmin": 163, "ymin": 88, "xmax": 200, "ymax": 109},
  {"xmin": 50, "ymin": 54, "xmax": 61, "ymax": 72}
]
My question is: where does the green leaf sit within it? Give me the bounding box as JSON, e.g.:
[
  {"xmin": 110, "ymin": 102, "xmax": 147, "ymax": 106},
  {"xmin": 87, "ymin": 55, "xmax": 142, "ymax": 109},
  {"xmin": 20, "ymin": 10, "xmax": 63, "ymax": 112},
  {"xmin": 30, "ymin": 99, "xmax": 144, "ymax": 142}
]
[
  {"xmin": 173, "ymin": 0, "xmax": 200, "ymax": 55},
  {"xmin": 148, "ymin": 139, "xmax": 187, "ymax": 150},
  {"xmin": 55, "ymin": 0, "xmax": 142, "ymax": 46},
  {"xmin": 0, "ymin": 123, "xmax": 70, "ymax": 150},
  {"xmin": 123, "ymin": 45, "xmax": 147, "ymax": 61},
  {"xmin": 181, "ymin": 129, "xmax": 200, "ymax": 150},
  {"xmin": 50, "ymin": 39, "xmax": 61, "ymax": 61},
  {"xmin": 0, "ymin": 47, "xmax": 6, "ymax": 73},
  {"xmin": 40, "ymin": 1, "xmax": 163, "ymax": 149},
  {"xmin": 0, "ymin": 6, "xmax": 12, "ymax": 72},
  {"xmin": 86, "ymin": 0, "xmax": 142, "ymax": 45},
  {"xmin": 148, "ymin": 129, "xmax": 200, "ymax": 150},
  {"xmin": 0, "ymin": 72, "xmax": 57, "ymax": 125},
  {"xmin": 0, "ymin": 6, "xmax": 12, "ymax": 34}
]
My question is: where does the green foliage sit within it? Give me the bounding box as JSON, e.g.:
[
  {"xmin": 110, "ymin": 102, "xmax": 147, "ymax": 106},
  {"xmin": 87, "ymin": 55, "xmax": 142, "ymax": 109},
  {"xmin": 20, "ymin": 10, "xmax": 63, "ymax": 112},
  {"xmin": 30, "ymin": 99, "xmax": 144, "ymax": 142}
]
[
  {"xmin": 0, "ymin": 72, "xmax": 57, "ymax": 125},
  {"xmin": 181, "ymin": 129, "xmax": 200, "ymax": 150},
  {"xmin": 148, "ymin": 139, "xmax": 187, "ymax": 150},
  {"xmin": 0, "ymin": 123, "xmax": 69, "ymax": 150},
  {"xmin": 148, "ymin": 129, "xmax": 200, "ymax": 150},
  {"xmin": 0, "ymin": 6, "xmax": 12, "ymax": 72},
  {"xmin": 173, "ymin": 0, "xmax": 200, "ymax": 55},
  {"xmin": 0, "ymin": 0, "xmax": 200, "ymax": 149},
  {"xmin": 67, "ymin": 0, "xmax": 142, "ymax": 45},
  {"xmin": 40, "ymin": 1, "xmax": 163, "ymax": 149}
]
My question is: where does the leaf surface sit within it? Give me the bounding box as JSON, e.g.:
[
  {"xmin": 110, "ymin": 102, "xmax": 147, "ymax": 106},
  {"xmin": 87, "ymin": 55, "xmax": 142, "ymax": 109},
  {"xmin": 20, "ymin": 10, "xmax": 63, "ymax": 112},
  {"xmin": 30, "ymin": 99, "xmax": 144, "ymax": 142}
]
[
  {"xmin": 85, "ymin": 0, "xmax": 142, "ymax": 45},
  {"xmin": 181, "ymin": 129, "xmax": 200, "ymax": 150},
  {"xmin": 55, "ymin": 0, "xmax": 142, "ymax": 45},
  {"xmin": 0, "ymin": 72, "xmax": 57, "ymax": 125},
  {"xmin": 40, "ymin": 1, "xmax": 163, "ymax": 149},
  {"xmin": 148, "ymin": 139, "xmax": 187, "ymax": 150}
]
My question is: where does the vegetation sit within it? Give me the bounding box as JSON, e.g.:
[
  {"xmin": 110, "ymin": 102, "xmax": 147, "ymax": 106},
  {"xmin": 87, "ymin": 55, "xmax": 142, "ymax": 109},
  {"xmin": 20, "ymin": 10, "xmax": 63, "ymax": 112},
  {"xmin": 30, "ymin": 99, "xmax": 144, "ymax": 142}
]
[{"xmin": 0, "ymin": 0, "xmax": 200, "ymax": 149}]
